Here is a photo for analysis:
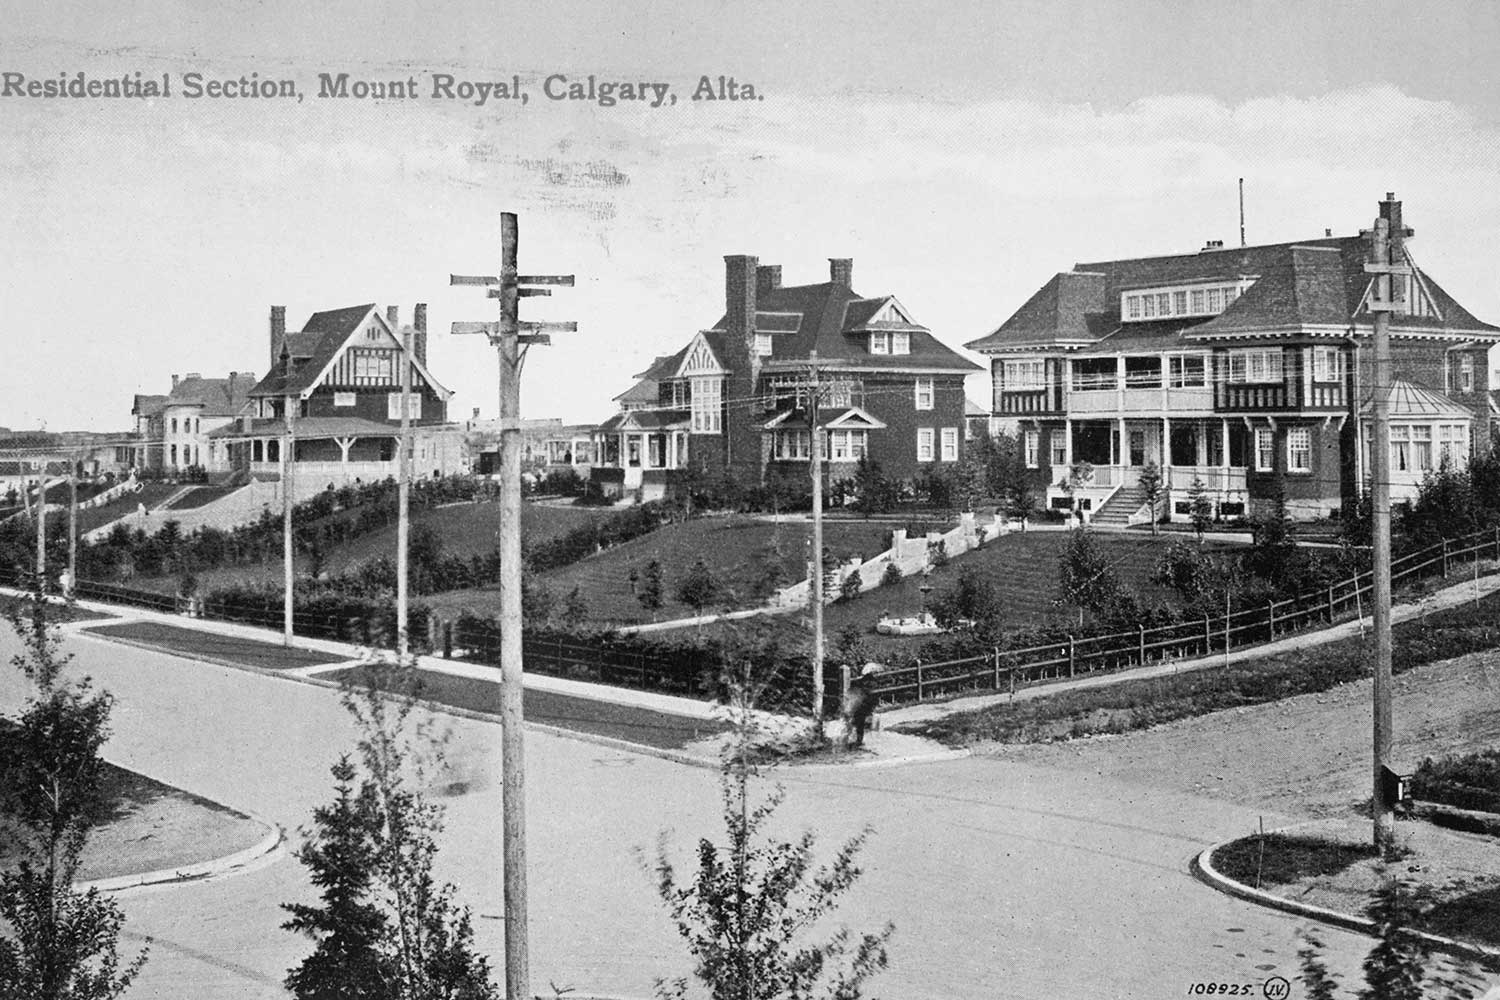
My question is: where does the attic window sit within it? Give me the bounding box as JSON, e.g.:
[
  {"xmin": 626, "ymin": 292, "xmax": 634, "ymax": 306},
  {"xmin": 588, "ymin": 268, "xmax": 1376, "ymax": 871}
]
[
  {"xmin": 869, "ymin": 331, "xmax": 909, "ymax": 355},
  {"xmin": 367, "ymin": 327, "xmax": 381, "ymax": 341},
  {"xmin": 1122, "ymin": 281, "xmax": 1251, "ymax": 322},
  {"xmin": 754, "ymin": 332, "xmax": 773, "ymax": 356}
]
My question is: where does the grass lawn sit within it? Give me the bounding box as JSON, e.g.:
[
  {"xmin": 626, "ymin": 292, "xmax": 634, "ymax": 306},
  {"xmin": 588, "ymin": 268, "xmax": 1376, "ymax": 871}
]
[
  {"xmin": 821, "ymin": 529, "xmax": 1240, "ymax": 656},
  {"xmin": 163, "ymin": 484, "xmax": 243, "ymax": 510},
  {"xmin": 0, "ymin": 763, "xmax": 267, "ymax": 882},
  {"xmin": 324, "ymin": 664, "xmax": 726, "ymax": 749},
  {"xmin": 898, "ymin": 587, "xmax": 1500, "ymax": 746},
  {"xmin": 76, "ymin": 483, "xmax": 182, "ymax": 534},
  {"xmin": 85, "ymin": 621, "xmax": 347, "ymax": 670},
  {"xmin": 504, "ymin": 514, "xmax": 896, "ymax": 625}
]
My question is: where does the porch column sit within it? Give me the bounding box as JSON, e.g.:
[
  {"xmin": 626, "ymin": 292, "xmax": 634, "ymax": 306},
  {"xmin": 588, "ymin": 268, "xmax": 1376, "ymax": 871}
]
[
  {"xmin": 336, "ymin": 436, "xmax": 354, "ymax": 463},
  {"xmin": 1063, "ymin": 417, "xmax": 1073, "ymax": 467},
  {"xmin": 1161, "ymin": 416, "xmax": 1172, "ymax": 477},
  {"xmin": 1221, "ymin": 419, "xmax": 1231, "ymax": 491},
  {"xmin": 667, "ymin": 432, "xmax": 676, "ymax": 469},
  {"xmin": 1116, "ymin": 356, "xmax": 1126, "ymax": 411},
  {"xmin": 1118, "ymin": 416, "xmax": 1128, "ymax": 467}
]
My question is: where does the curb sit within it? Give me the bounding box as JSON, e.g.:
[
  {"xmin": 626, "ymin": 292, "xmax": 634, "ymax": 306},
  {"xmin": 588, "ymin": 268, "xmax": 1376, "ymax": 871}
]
[
  {"xmin": 1192, "ymin": 836, "xmax": 1500, "ymax": 966},
  {"xmin": 80, "ymin": 812, "xmax": 286, "ymax": 895}
]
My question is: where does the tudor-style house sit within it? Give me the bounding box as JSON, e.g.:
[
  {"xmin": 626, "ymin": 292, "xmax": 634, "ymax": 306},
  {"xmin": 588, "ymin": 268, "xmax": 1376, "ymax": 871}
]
[
  {"xmin": 967, "ymin": 194, "xmax": 1499, "ymax": 523},
  {"xmin": 594, "ymin": 255, "xmax": 979, "ymax": 499},
  {"xmin": 207, "ymin": 304, "xmax": 461, "ymax": 494}
]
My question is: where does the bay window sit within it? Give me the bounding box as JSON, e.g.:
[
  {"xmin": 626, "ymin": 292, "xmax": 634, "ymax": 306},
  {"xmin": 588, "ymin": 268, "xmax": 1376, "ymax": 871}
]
[
  {"xmin": 1227, "ymin": 349, "xmax": 1283, "ymax": 384},
  {"xmin": 1003, "ymin": 359, "xmax": 1046, "ymax": 389},
  {"xmin": 690, "ymin": 376, "xmax": 722, "ymax": 433},
  {"xmin": 1312, "ymin": 346, "xmax": 1344, "ymax": 383},
  {"xmin": 828, "ymin": 429, "xmax": 868, "ymax": 462}
]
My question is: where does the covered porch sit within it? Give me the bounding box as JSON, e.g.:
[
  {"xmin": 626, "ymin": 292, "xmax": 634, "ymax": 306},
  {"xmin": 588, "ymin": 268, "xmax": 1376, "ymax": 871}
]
[
  {"xmin": 592, "ymin": 410, "xmax": 691, "ymax": 489},
  {"xmin": 209, "ymin": 416, "xmax": 402, "ymax": 486}
]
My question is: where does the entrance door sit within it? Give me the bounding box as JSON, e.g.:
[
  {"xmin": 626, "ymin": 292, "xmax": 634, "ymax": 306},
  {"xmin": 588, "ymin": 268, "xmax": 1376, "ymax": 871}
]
[{"xmin": 1128, "ymin": 430, "xmax": 1146, "ymax": 467}]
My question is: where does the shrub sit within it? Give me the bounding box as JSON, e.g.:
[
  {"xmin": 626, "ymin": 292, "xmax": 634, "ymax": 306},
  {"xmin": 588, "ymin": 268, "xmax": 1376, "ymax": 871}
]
[
  {"xmin": 880, "ymin": 561, "xmax": 902, "ymax": 587},
  {"xmin": 1411, "ymin": 749, "xmax": 1500, "ymax": 814}
]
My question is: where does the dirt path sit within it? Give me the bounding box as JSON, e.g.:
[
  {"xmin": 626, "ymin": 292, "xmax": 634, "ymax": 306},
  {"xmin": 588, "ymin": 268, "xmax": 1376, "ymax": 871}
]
[{"xmin": 987, "ymin": 648, "xmax": 1500, "ymax": 819}]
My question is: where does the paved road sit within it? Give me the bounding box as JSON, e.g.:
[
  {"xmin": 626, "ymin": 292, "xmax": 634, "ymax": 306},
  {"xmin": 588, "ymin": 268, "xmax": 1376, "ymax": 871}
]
[{"xmin": 0, "ymin": 624, "xmax": 1383, "ymax": 999}]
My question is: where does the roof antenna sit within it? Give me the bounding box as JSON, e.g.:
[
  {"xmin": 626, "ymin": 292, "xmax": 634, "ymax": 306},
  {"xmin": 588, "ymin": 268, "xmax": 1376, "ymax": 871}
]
[{"xmin": 1238, "ymin": 177, "xmax": 1246, "ymax": 247}]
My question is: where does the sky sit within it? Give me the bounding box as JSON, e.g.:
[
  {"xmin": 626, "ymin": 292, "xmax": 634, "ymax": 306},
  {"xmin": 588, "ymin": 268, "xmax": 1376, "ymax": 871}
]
[{"xmin": 3, "ymin": 0, "xmax": 1500, "ymax": 432}]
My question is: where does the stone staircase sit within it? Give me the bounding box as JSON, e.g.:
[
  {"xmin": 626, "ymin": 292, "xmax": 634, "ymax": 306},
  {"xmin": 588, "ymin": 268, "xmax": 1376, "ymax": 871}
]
[{"xmin": 1090, "ymin": 484, "xmax": 1146, "ymax": 528}]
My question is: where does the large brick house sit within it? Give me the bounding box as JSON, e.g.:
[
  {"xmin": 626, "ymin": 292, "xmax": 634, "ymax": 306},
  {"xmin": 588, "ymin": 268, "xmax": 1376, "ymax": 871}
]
[
  {"xmin": 207, "ymin": 303, "xmax": 460, "ymax": 492},
  {"xmin": 594, "ymin": 255, "xmax": 980, "ymax": 499},
  {"xmin": 966, "ymin": 194, "xmax": 1499, "ymax": 523}
]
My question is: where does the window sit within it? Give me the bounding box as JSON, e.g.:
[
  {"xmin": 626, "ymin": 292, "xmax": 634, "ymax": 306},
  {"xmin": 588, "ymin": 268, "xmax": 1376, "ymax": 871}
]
[
  {"xmin": 1255, "ymin": 428, "xmax": 1275, "ymax": 471},
  {"xmin": 366, "ymin": 326, "xmax": 381, "ymax": 341},
  {"xmin": 1169, "ymin": 354, "xmax": 1207, "ymax": 388},
  {"xmin": 1173, "ymin": 291, "xmax": 1188, "ymax": 314},
  {"xmin": 690, "ymin": 376, "xmax": 722, "ymax": 433},
  {"xmin": 754, "ymin": 332, "xmax": 773, "ymax": 356},
  {"xmin": 825, "ymin": 379, "xmax": 856, "ymax": 408},
  {"xmin": 1412, "ymin": 425, "xmax": 1432, "ymax": 471},
  {"xmin": 1190, "ymin": 289, "xmax": 1205, "ymax": 313},
  {"xmin": 1142, "ymin": 294, "xmax": 1157, "ymax": 319},
  {"xmin": 334, "ymin": 392, "xmax": 356, "ymax": 407},
  {"xmin": 669, "ymin": 380, "xmax": 690, "ymax": 408},
  {"xmin": 1126, "ymin": 296, "xmax": 1142, "ymax": 319},
  {"xmin": 1124, "ymin": 358, "xmax": 1163, "ymax": 388},
  {"xmin": 868, "ymin": 331, "xmax": 911, "ymax": 355},
  {"xmin": 1207, "ymin": 288, "xmax": 1223, "ymax": 312},
  {"xmin": 1312, "ymin": 346, "xmax": 1344, "ymax": 383},
  {"xmin": 169, "ymin": 445, "xmax": 177, "ymax": 465},
  {"xmin": 940, "ymin": 427, "xmax": 959, "ymax": 462},
  {"xmin": 1050, "ymin": 432, "xmax": 1067, "ymax": 466},
  {"xmin": 355, "ymin": 351, "xmax": 395, "ymax": 382},
  {"xmin": 627, "ymin": 438, "xmax": 641, "ymax": 467},
  {"xmin": 1003, "ymin": 359, "xmax": 1046, "ymax": 388},
  {"xmin": 387, "ymin": 393, "xmax": 422, "ymax": 420},
  {"xmin": 1156, "ymin": 293, "xmax": 1171, "ymax": 316},
  {"xmin": 1023, "ymin": 429, "xmax": 1039, "ymax": 468},
  {"xmin": 648, "ymin": 436, "xmax": 663, "ymax": 467},
  {"xmin": 914, "ymin": 378, "xmax": 934, "ymax": 410},
  {"xmin": 1439, "ymin": 424, "xmax": 1467, "ymax": 468},
  {"xmin": 917, "ymin": 428, "xmax": 935, "ymax": 463},
  {"xmin": 774, "ymin": 431, "xmax": 810, "ymax": 461},
  {"xmin": 171, "ymin": 418, "xmax": 178, "ymax": 434},
  {"xmin": 1287, "ymin": 427, "xmax": 1311, "ymax": 472},
  {"xmin": 1461, "ymin": 355, "xmax": 1474, "ymax": 392},
  {"xmin": 1227, "ymin": 349, "xmax": 1283, "ymax": 384},
  {"xmin": 1121, "ymin": 283, "xmax": 1250, "ymax": 322},
  {"xmin": 828, "ymin": 429, "xmax": 868, "ymax": 461},
  {"xmin": 1391, "ymin": 425, "xmax": 1411, "ymax": 472}
]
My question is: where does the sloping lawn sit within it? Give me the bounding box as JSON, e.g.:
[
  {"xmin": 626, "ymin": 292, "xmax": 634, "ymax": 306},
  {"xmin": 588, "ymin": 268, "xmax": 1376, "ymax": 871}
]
[
  {"xmin": 820, "ymin": 529, "xmax": 1239, "ymax": 646},
  {"xmin": 76, "ymin": 484, "xmax": 183, "ymax": 534},
  {"xmin": 429, "ymin": 514, "xmax": 897, "ymax": 625}
]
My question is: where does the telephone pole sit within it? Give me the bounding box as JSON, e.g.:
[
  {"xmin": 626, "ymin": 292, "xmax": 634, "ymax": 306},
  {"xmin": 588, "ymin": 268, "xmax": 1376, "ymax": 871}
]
[
  {"xmin": 451, "ymin": 212, "xmax": 575, "ymax": 1000},
  {"xmin": 283, "ymin": 363, "xmax": 297, "ymax": 647},
  {"xmin": 34, "ymin": 472, "xmax": 47, "ymax": 591},
  {"xmin": 1365, "ymin": 192, "xmax": 1408, "ymax": 853},
  {"xmin": 396, "ymin": 319, "xmax": 413, "ymax": 663},
  {"xmin": 806, "ymin": 352, "xmax": 827, "ymax": 730},
  {"xmin": 68, "ymin": 472, "xmax": 78, "ymax": 598}
]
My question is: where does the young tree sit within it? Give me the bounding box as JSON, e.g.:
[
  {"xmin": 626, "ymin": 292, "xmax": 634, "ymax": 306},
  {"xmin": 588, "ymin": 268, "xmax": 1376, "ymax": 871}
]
[
  {"xmin": 639, "ymin": 559, "xmax": 665, "ymax": 617},
  {"xmin": 849, "ymin": 457, "xmax": 896, "ymax": 516},
  {"xmin": 1187, "ymin": 476, "xmax": 1214, "ymax": 544},
  {"xmin": 930, "ymin": 564, "xmax": 1004, "ymax": 641},
  {"xmin": 1055, "ymin": 527, "xmax": 1120, "ymax": 626},
  {"xmin": 839, "ymin": 568, "xmax": 863, "ymax": 603},
  {"xmin": 0, "ymin": 587, "xmax": 148, "ymax": 1000},
  {"xmin": 283, "ymin": 663, "xmax": 498, "ymax": 999},
  {"xmin": 880, "ymin": 561, "xmax": 902, "ymax": 588},
  {"xmin": 676, "ymin": 558, "xmax": 723, "ymax": 616},
  {"xmin": 1136, "ymin": 462, "xmax": 1163, "ymax": 536},
  {"xmin": 646, "ymin": 656, "xmax": 894, "ymax": 1000}
]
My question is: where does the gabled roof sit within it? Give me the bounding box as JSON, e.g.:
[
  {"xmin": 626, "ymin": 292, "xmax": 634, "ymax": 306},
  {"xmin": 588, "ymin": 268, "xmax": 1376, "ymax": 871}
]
[
  {"xmin": 708, "ymin": 282, "xmax": 977, "ymax": 372},
  {"xmin": 132, "ymin": 394, "xmax": 169, "ymax": 418},
  {"xmin": 761, "ymin": 406, "xmax": 888, "ymax": 431},
  {"xmin": 165, "ymin": 373, "xmax": 259, "ymax": 417},
  {"xmin": 249, "ymin": 305, "xmax": 451, "ymax": 401},
  {"xmin": 597, "ymin": 409, "xmax": 690, "ymax": 432},
  {"xmin": 969, "ymin": 230, "xmax": 1500, "ymax": 355}
]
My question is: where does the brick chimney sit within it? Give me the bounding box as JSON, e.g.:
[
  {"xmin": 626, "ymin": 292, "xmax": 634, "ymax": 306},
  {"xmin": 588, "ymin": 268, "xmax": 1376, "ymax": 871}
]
[
  {"xmin": 171, "ymin": 374, "xmax": 180, "ymax": 390},
  {"xmin": 386, "ymin": 305, "xmax": 399, "ymax": 328},
  {"xmin": 270, "ymin": 305, "xmax": 286, "ymax": 370},
  {"xmin": 723, "ymin": 254, "xmax": 760, "ymax": 475},
  {"xmin": 413, "ymin": 303, "xmax": 428, "ymax": 366},
  {"xmin": 725, "ymin": 255, "xmax": 758, "ymax": 341},
  {"xmin": 829, "ymin": 258, "xmax": 853, "ymax": 288},
  {"xmin": 756, "ymin": 265, "xmax": 781, "ymax": 294}
]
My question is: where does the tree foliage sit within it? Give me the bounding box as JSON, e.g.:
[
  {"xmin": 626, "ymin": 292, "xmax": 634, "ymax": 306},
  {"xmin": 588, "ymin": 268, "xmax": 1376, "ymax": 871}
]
[
  {"xmin": 283, "ymin": 664, "xmax": 497, "ymax": 1000},
  {"xmin": 1187, "ymin": 477, "xmax": 1214, "ymax": 544},
  {"xmin": 1136, "ymin": 462, "xmax": 1163, "ymax": 536},
  {"xmin": 1055, "ymin": 528, "xmax": 1122, "ymax": 625},
  {"xmin": 646, "ymin": 657, "xmax": 894, "ymax": 1000},
  {"xmin": 639, "ymin": 559, "xmax": 665, "ymax": 615},
  {"xmin": 677, "ymin": 559, "xmax": 724, "ymax": 616},
  {"xmin": 0, "ymin": 588, "xmax": 148, "ymax": 1000}
]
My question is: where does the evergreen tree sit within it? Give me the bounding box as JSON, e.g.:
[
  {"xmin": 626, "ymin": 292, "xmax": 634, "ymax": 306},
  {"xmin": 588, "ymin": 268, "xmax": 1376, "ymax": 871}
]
[
  {"xmin": 676, "ymin": 559, "xmax": 722, "ymax": 616},
  {"xmin": 839, "ymin": 568, "xmax": 863, "ymax": 602},
  {"xmin": 0, "ymin": 587, "xmax": 148, "ymax": 1000},
  {"xmin": 1136, "ymin": 462, "xmax": 1163, "ymax": 536},
  {"xmin": 638, "ymin": 559, "xmax": 665, "ymax": 616},
  {"xmin": 1055, "ymin": 528, "xmax": 1121, "ymax": 625},
  {"xmin": 1188, "ymin": 476, "xmax": 1214, "ymax": 544}
]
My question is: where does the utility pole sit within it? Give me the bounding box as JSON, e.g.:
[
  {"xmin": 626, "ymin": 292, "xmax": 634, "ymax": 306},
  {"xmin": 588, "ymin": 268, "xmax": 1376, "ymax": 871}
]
[
  {"xmin": 283, "ymin": 371, "xmax": 296, "ymax": 647},
  {"xmin": 68, "ymin": 472, "xmax": 78, "ymax": 599},
  {"xmin": 396, "ymin": 320, "xmax": 413, "ymax": 663},
  {"xmin": 1365, "ymin": 192, "xmax": 1408, "ymax": 853},
  {"xmin": 451, "ymin": 212, "xmax": 575, "ymax": 1000},
  {"xmin": 34, "ymin": 472, "xmax": 47, "ymax": 592},
  {"xmin": 806, "ymin": 351, "xmax": 827, "ymax": 731}
]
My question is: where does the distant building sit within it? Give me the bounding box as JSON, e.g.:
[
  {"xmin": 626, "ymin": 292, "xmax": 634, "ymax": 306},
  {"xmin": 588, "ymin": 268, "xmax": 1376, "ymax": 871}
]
[
  {"xmin": 128, "ymin": 372, "xmax": 258, "ymax": 473},
  {"xmin": 594, "ymin": 255, "xmax": 980, "ymax": 499},
  {"xmin": 967, "ymin": 193, "xmax": 1499, "ymax": 522}
]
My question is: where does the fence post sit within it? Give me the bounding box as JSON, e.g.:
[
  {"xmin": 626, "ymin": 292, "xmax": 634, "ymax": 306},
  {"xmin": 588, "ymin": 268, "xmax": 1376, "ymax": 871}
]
[
  {"xmin": 1068, "ymin": 636, "xmax": 1076, "ymax": 677},
  {"xmin": 1441, "ymin": 539, "xmax": 1449, "ymax": 578},
  {"xmin": 1138, "ymin": 624, "xmax": 1146, "ymax": 665},
  {"xmin": 1268, "ymin": 600, "xmax": 1276, "ymax": 637},
  {"xmin": 1494, "ymin": 525, "xmax": 1499, "ymax": 562},
  {"xmin": 1203, "ymin": 615, "xmax": 1211, "ymax": 657},
  {"xmin": 993, "ymin": 646, "xmax": 1001, "ymax": 690},
  {"xmin": 1328, "ymin": 585, "xmax": 1336, "ymax": 622},
  {"xmin": 1008, "ymin": 664, "xmax": 1015, "ymax": 702},
  {"xmin": 916, "ymin": 658, "xmax": 924, "ymax": 701}
]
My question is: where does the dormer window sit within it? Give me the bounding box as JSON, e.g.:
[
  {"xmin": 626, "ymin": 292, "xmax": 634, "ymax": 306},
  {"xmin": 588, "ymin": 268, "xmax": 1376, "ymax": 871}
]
[
  {"xmin": 869, "ymin": 331, "xmax": 909, "ymax": 355},
  {"xmin": 1122, "ymin": 280, "xmax": 1252, "ymax": 322}
]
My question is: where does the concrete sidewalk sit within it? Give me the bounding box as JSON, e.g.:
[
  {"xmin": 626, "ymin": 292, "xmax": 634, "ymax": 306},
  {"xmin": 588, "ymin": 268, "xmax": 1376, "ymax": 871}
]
[{"xmin": 882, "ymin": 567, "xmax": 1500, "ymax": 727}]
